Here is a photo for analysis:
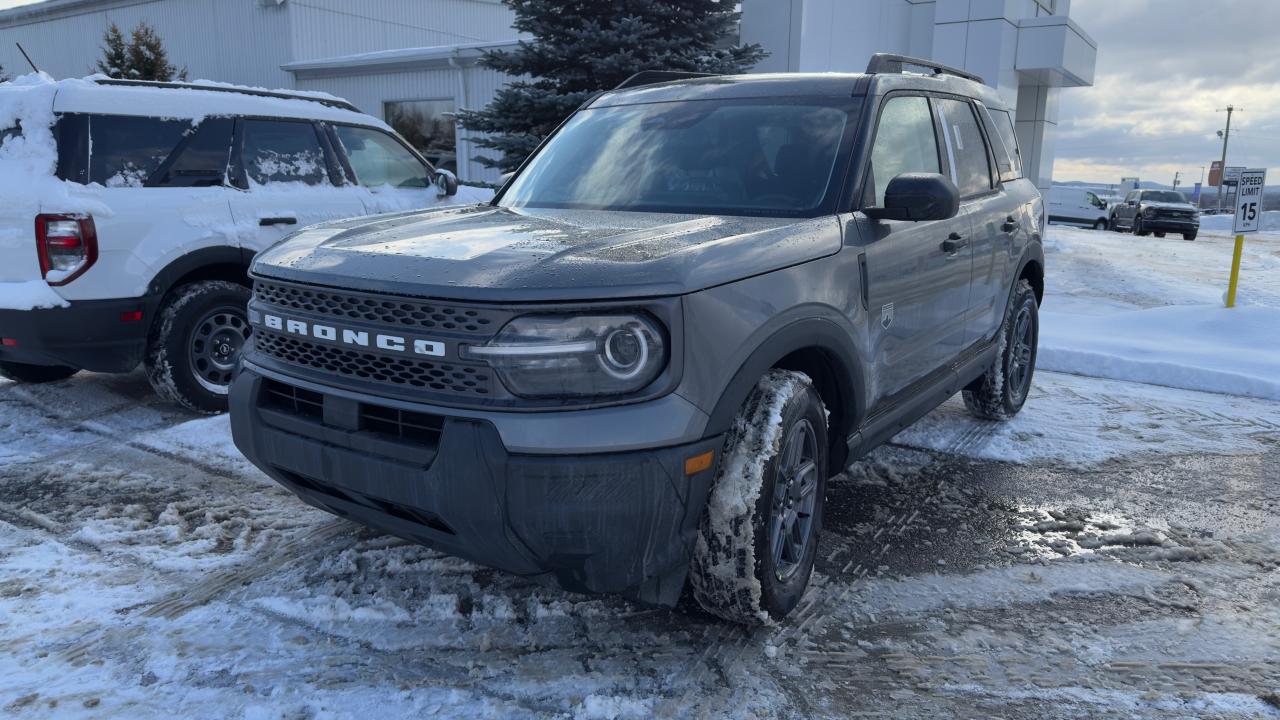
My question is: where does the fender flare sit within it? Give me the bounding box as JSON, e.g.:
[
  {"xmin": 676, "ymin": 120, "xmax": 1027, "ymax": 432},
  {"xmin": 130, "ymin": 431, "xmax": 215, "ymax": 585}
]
[
  {"xmin": 146, "ymin": 246, "xmax": 253, "ymax": 299},
  {"xmin": 705, "ymin": 315, "xmax": 866, "ymax": 464},
  {"xmin": 1013, "ymin": 239, "xmax": 1045, "ymax": 306}
]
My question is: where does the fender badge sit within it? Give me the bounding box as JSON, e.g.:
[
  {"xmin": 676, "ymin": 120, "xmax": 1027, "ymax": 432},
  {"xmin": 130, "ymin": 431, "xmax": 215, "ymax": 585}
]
[{"xmin": 881, "ymin": 303, "xmax": 894, "ymax": 330}]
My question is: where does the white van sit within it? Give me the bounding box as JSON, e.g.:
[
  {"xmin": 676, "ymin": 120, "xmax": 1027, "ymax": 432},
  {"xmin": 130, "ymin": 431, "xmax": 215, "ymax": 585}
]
[
  {"xmin": 1047, "ymin": 186, "xmax": 1109, "ymax": 230},
  {"xmin": 0, "ymin": 74, "xmax": 487, "ymax": 411}
]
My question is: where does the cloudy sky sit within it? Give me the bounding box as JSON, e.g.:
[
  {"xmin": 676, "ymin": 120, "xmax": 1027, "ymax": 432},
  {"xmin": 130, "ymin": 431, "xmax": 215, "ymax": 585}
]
[
  {"xmin": 1, "ymin": 0, "xmax": 1274, "ymax": 187},
  {"xmin": 1055, "ymin": 0, "xmax": 1279, "ymax": 185}
]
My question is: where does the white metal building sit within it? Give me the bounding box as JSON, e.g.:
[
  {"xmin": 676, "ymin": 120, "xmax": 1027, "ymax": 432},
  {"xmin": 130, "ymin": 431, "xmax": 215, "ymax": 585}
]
[{"xmin": 1, "ymin": 0, "xmax": 1096, "ymax": 189}]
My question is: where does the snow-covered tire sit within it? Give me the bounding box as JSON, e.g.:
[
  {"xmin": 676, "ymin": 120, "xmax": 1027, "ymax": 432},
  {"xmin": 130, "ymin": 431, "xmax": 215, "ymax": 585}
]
[
  {"xmin": 145, "ymin": 280, "xmax": 251, "ymax": 414},
  {"xmin": 0, "ymin": 361, "xmax": 78, "ymax": 384},
  {"xmin": 963, "ymin": 279, "xmax": 1038, "ymax": 420},
  {"xmin": 690, "ymin": 369, "xmax": 828, "ymax": 625}
]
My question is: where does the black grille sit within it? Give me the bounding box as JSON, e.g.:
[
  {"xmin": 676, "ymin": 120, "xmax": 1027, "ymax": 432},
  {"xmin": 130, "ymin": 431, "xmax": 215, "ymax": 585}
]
[
  {"xmin": 254, "ymin": 331, "xmax": 492, "ymax": 396},
  {"xmin": 254, "ymin": 280, "xmax": 500, "ymax": 334},
  {"xmin": 360, "ymin": 404, "xmax": 444, "ymax": 445},
  {"xmin": 261, "ymin": 378, "xmax": 324, "ymax": 419}
]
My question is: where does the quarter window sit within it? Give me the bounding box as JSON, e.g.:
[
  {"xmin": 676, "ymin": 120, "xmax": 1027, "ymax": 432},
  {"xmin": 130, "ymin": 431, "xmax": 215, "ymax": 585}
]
[
  {"xmin": 87, "ymin": 115, "xmax": 189, "ymax": 187},
  {"xmin": 936, "ymin": 98, "xmax": 993, "ymax": 197},
  {"xmin": 985, "ymin": 107, "xmax": 1022, "ymax": 178},
  {"xmin": 868, "ymin": 95, "xmax": 940, "ymax": 208},
  {"xmin": 240, "ymin": 119, "xmax": 328, "ymax": 186},
  {"xmin": 334, "ymin": 125, "xmax": 431, "ymax": 189}
]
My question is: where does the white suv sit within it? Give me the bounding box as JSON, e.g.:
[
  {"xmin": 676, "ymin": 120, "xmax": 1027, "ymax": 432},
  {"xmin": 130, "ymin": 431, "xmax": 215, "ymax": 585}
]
[{"xmin": 0, "ymin": 74, "xmax": 483, "ymax": 411}]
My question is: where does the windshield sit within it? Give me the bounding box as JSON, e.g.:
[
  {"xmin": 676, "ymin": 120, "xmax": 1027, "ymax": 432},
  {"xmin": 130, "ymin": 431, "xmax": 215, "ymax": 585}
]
[
  {"xmin": 499, "ymin": 98, "xmax": 858, "ymax": 217},
  {"xmin": 1142, "ymin": 190, "xmax": 1188, "ymax": 203}
]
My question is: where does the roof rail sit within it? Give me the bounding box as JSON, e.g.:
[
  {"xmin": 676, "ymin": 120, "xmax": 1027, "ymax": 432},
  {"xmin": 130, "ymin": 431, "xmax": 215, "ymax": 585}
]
[
  {"xmin": 865, "ymin": 53, "xmax": 984, "ymax": 85},
  {"xmin": 614, "ymin": 70, "xmax": 718, "ymax": 90},
  {"xmin": 91, "ymin": 78, "xmax": 362, "ymax": 113}
]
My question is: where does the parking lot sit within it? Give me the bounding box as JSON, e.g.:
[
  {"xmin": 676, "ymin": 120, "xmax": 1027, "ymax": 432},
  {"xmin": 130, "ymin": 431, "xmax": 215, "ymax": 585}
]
[{"xmin": 1, "ymin": 225, "xmax": 1277, "ymax": 719}]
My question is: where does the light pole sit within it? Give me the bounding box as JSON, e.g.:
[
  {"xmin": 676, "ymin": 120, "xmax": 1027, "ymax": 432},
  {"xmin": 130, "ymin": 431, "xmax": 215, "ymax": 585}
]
[
  {"xmin": 1172, "ymin": 171, "xmax": 1181, "ymax": 190},
  {"xmin": 1215, "ymin": 105, "xmax": 1239, "ymax": 212}
]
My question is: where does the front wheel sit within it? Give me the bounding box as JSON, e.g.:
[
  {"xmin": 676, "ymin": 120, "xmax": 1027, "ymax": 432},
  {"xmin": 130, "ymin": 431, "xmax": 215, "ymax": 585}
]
[
  {"xmin": 1183, "ymin": 232, "xmax": 1197, "ymax": 241},
  {"xmin": 1154, "ymin": 231, "xmax": 1167, "ymax": 238},
  {"xmin": 1133, "ymin": 216, "xmax": 1151, "ymax": 236},
  {"xmin": 690, "ymin": 369, "xmax": 828, "ymax": 624},
  {"xmin": 963, "ymin": 279, "xmax": 1038, "ymax": 420},
  {"xmin": 0, "ymin": 361, "xmax": 78, "ymax": 384},
  {"xmin": 145, "ymin": 280, "xmax": 251, "ymax": 413}
]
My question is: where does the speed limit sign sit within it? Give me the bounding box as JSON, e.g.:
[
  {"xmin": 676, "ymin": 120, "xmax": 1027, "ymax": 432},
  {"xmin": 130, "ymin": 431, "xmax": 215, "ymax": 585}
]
[{"xmin": 1233, "ymin": 168, "xmax": 1267, "ymax": 234}]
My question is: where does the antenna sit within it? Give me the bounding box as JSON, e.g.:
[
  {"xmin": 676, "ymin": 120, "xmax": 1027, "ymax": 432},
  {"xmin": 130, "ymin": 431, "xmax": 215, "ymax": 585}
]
[{"xmin": 16, "ymin": 42, "xmax": 39, "ymax": 73}]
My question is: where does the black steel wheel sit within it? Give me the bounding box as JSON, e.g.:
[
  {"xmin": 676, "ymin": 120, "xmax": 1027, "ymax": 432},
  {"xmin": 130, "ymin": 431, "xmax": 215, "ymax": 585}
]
[
  {"xmin": 188, "ymin": 305, "xmax": 251, "ymax": 394},
  {"xmin": 146, "ymin": 280, "xmax": 251, "ymax": 413}
]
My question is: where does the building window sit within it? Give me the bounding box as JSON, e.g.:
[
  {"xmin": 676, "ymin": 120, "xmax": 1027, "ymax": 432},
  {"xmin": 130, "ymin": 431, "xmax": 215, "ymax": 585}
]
[{"xmin": 385, "ymin": 99, "xmax": 457, "ymax": 174}]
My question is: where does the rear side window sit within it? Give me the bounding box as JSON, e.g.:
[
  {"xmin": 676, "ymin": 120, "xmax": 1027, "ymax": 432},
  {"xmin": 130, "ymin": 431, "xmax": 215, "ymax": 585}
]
[
  {"xmin": 936, "ymin": 98, "xmax": 993, "ymax": 198},
  {"xmin": 151, "ymin": 117, "xmax": 233, "ymax": 188},
  {"xmin": 333, "ymin": 125, "xmax": 431, "ymax": 189},
  {"xmin": 868, "ymin": 95, "xmax": 940, "ymax": 208},
  {"xmin": 240, "ymin": 119, "xmax": 328, "ymax": 186},
  {"xmin": 88, "ymin": 115, "xmax": 189, "ymax": 187}
]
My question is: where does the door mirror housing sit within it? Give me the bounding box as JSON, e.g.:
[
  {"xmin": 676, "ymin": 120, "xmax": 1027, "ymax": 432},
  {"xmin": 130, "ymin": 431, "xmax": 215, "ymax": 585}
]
[
  {"xmin": 434, "ymin": 169, "xmax": 459, "ymax": 198},
  {"xmin": 864, "ymin": 173, "xmax": 960, "ymax": 222}
]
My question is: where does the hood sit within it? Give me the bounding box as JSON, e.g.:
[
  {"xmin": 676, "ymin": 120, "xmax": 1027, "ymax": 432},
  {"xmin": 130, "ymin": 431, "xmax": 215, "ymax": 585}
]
[
  {"xmin": 251, "ymin": 204, "xmax": 841, "ymax": 301},
  {"xmin": 1141, "ymin": 201, "xmax": 1197, "ymax": 211}
]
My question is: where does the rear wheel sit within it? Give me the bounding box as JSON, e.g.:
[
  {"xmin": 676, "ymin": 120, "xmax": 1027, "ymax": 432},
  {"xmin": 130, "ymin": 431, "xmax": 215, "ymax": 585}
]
[
  {"xmin": 963, "ymin": 279, "xmax": 1038, "ymax": 420},
  {"xmin": 1154, "ymin": 231, "xmax": 1166, "ymax": 238},
  {"xmin": 690, "ymin": 369, "xmax": 828, "ymax": 624},
  {"xmin": 1108, "ymin": 215, "xmax": 1122, "ymax": 232},
  {"xmin": 0, "ymin": 361, "xmax": 78, "ymax": 384},
  {"xmin": 1092, "ymin": 219, "xmax": 1107, "ymax": 231},
  {"xmin": 145, "ymin": 280, "xmax": 251, "ymax": 413}
]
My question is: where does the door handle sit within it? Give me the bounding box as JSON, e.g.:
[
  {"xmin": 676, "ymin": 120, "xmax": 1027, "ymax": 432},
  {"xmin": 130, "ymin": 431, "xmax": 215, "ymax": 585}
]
[
  {"xmin": 260, "ymin": 217, "xmax": 298, "ymax": 227},
  {"xmin": 1001, "ymin": 216, "xmax": 1018, "ymax": 233},
  {"xmin": 941, "ymin": 233, "xmax": 968, "ymax": 253}
]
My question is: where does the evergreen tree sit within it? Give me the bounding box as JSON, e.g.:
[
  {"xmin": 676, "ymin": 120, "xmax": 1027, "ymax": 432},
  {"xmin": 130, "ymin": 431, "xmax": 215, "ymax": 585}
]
[
  {"xmin": 96, "ymin": 23, "xmax": 129, "ymax": 78},
  {"xmin": 96, "ymin": 21, "xmax": 187, "ymax": 81},
  {"xmin": 458, "ymin": 0, "xmax": 765, "ymax": 171}
]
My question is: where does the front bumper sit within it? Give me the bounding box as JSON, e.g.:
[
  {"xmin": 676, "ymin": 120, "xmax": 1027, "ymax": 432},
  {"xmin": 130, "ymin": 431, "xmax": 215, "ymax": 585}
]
[
  {"xmin": 0, "ymin": 295, "xmax": 159, "ymax": 372},
  {"xmin": 230, "ymin": 365, "xmax": 722, "ymax": 606},
  {"xmin": 1141, "ymin": 216, "xmax": 1199, "ymax": 232}
]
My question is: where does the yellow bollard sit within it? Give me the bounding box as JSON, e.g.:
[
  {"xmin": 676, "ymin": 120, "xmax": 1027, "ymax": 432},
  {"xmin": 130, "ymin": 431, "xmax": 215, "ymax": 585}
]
[{"xmin": 1226, "ymin": 234, "xmax": 1245, "ymax": 308}]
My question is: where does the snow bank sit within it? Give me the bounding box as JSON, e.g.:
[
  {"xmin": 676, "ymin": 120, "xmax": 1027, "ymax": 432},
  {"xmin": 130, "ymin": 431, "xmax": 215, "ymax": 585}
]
[
  {"xmin": 1039, "ymin": 304, "xmax": 1280, "ymax": 400},
  {"xmin": 1198, "ymin": 210, "xmax": 1280, "ymax": 233}
]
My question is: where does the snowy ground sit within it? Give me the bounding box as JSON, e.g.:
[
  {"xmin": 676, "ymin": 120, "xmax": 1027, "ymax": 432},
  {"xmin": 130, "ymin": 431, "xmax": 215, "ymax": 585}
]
[{"xmin": 1, "ymin": 225, "xmax": 1278, "ymax": 719}]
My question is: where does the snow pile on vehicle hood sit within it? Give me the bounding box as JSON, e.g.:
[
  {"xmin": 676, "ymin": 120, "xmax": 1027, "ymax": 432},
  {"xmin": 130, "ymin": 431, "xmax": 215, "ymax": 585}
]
[{"xmin": 0, "ymin": 73, "xmax": 109, "ymax": 310}]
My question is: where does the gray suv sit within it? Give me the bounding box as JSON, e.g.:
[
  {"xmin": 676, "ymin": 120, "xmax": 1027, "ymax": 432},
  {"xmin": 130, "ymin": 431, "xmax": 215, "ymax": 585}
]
[{"xmin": 229, "ymin": 55, "xmax": 1045, "ymax": 624}]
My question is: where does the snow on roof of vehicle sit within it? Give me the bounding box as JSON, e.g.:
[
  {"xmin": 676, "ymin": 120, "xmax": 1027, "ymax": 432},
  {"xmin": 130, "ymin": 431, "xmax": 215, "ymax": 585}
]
[{"xmin": 0, "ymin": 72, "xmax": 387, "ymax": 129}]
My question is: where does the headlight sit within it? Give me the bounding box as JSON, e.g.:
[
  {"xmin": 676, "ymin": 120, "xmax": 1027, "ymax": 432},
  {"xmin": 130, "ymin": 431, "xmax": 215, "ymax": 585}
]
[
  {"xmin": 1141, "ymin": 207, "xmax": 1156, "ymax": 218},
  {"xmin": 462, "ymin": 314, "xmax": 666, "ymax": 398}
]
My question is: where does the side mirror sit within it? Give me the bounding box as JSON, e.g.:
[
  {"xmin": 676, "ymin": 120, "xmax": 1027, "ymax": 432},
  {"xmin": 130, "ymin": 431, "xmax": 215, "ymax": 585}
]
[
  {"xmin": 864, "ymin": 173, "xmax": 960, "ymax": 222},
  {"xmin": 434, "ymin": 169, "xmax": 459, "ymax": 198}
]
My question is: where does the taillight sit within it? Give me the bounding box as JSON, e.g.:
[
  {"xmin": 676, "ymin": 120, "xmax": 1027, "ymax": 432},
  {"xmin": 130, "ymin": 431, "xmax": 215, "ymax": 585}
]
[{"xmin": 35, "ymin": 214, "xmax": 98, "ymax": 286}]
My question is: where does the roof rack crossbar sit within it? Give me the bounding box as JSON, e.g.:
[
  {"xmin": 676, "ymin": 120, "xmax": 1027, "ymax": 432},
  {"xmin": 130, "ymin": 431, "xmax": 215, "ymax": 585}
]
[
  {"xmin": 91, "ymin": 78, "xmax": 361, "ymax": 113},
  {"xmin": 614, "ymin": 70, "xmax": 718, "ymax": 90},
  {"xmin": 865, "ymin": 53, "xmax": 984, "ymax": 85}
]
